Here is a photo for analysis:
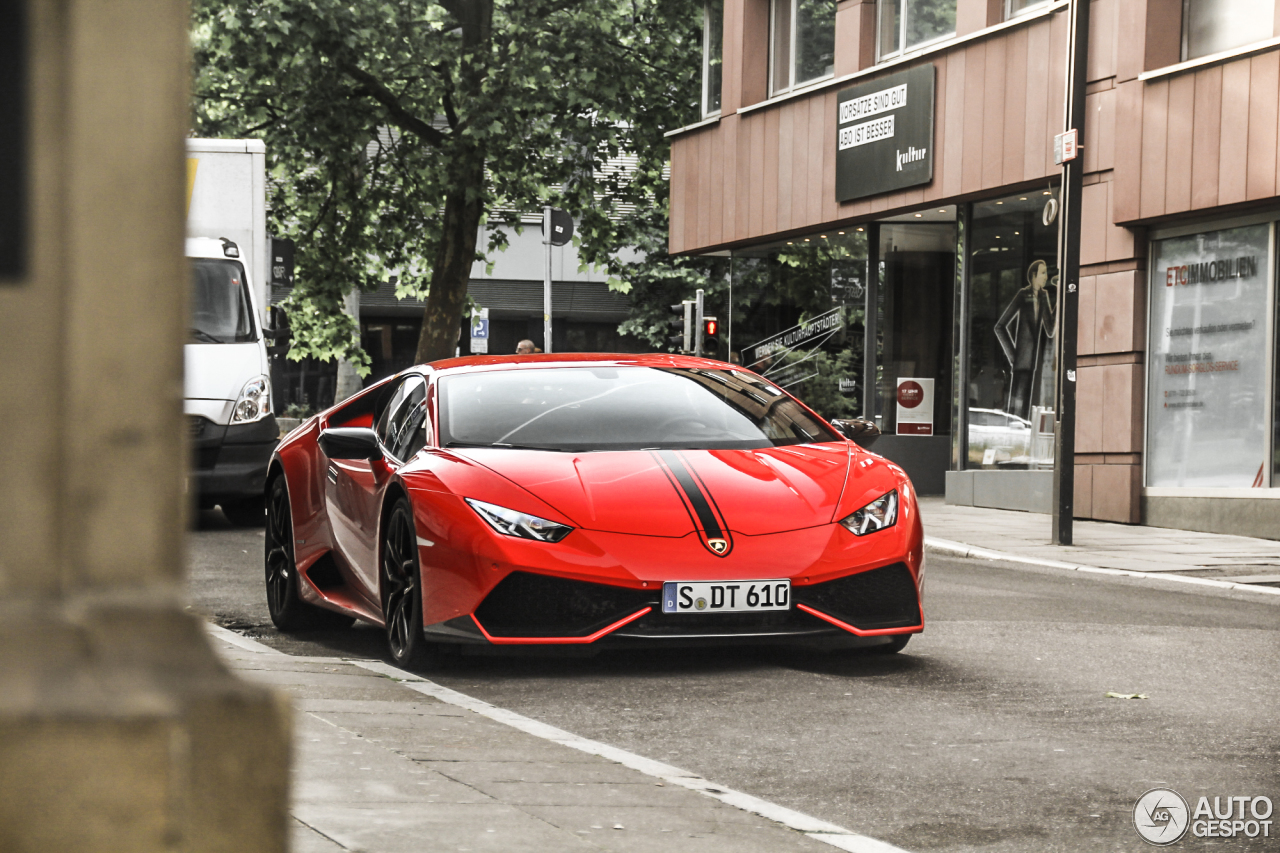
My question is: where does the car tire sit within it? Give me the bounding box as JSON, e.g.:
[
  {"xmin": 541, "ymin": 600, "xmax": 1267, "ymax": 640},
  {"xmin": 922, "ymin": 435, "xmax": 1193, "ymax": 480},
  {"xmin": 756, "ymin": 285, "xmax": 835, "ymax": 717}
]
[
  {"xmin": 264, "ymin": 475, "xmax": 353, "ymax": 632},
  {"xmin": 222, "ymin": 496, "xmax": 266, "ymax": 527},
  {"xmin": 872, "ymin": 634, "xmax": 911, "ymax": 655},
  {"xmin": 381, "ymin": 497, "xmax": 444, "ymax": 671}
]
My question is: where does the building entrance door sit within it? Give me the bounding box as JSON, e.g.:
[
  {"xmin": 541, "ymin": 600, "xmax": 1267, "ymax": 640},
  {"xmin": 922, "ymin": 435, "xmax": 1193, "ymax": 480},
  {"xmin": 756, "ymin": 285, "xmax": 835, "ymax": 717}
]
[{"xmin": 868, "ymin": 222, "xmax": 956, "ymax": 495}]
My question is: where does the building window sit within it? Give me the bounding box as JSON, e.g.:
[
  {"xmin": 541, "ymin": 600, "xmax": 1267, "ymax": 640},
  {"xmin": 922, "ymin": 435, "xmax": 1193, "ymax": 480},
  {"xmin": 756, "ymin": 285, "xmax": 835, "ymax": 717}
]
[
  {"xmin": 1146, "ymin": 222, "xmax": 1274, "ymax": 488},
  {"xmin": 1183, "ymin": 0, "xmax": 1275, "ymax": 60},
  {"xmin": 1005, "ymin": 0, "xmax": 1050, "ymax": 19},
  {"xmin": 703, "ymin": 0, "xmax": 724, "ymax": 117},
  {"xmin": 877, "ymin": 0, "xmax": 956, "ymax": 62},
  {"xmin": 769, "ymin": 0, "xmax": 837, "ymax": 96}
]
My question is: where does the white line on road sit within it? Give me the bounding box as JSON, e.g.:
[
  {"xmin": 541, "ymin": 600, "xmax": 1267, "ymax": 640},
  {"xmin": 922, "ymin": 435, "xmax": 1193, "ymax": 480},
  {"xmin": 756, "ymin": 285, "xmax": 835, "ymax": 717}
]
[
  {"xmin": 926, "ymin": 536, "xmax": 1280, "ymax": 597},
  {"xmin": 351, "ymin": 657, "xmax": 915, "ymax": 853}
]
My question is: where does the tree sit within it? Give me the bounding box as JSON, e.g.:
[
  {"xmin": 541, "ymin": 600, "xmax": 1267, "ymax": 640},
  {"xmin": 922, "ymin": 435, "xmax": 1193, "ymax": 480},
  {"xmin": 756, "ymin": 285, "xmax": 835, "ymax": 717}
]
[{"xmin": 192, "ymin": 0, "xmax": 702, "ymax": 370}]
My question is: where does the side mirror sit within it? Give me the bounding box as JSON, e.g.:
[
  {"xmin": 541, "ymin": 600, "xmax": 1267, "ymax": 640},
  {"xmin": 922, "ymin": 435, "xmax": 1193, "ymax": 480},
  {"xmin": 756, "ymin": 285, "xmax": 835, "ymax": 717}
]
[
  {"xmin": 831, "ymin": 417, "xmax": 881, "ymax": 449},
  {"xmin": 318, "ymin": 427, "xmax": 382, "ymax": 460}
]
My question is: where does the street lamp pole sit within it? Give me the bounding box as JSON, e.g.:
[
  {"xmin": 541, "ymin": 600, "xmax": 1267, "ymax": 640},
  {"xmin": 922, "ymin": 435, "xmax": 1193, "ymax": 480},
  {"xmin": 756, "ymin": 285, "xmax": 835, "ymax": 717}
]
[{"xmin": 1052, "ymin": 0, "xmax": 1090, "ymax": 545}]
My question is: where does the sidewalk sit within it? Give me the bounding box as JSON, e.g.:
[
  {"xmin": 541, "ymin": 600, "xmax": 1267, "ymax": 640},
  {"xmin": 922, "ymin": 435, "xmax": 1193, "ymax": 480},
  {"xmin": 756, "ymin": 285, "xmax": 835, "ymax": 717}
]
[
  {"xmin": 918, "ymin": 496, "xmax": 1280, "ymax": 594},
  {"xmin": 208, "ymin": 626, "xmax": 904, "ymax": 853}
]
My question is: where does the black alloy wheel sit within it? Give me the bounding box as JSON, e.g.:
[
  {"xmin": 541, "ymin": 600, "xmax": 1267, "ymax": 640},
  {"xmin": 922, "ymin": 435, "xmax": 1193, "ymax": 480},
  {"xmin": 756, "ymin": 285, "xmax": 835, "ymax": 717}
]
[
  {"xmin": 264, "ymin": 475, "xmax": 352, "ymax": 631},
  {"xmin": 381, "ymin": 498, "xmax": 442, "ymax": 670}
]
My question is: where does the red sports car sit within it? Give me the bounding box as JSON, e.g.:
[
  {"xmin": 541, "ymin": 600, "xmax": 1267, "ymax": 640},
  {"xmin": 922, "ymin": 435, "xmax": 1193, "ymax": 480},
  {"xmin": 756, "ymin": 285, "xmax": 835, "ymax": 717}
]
[{"xmin": 265, "ymin": 353, "xmax": 924, "ymax": 668}]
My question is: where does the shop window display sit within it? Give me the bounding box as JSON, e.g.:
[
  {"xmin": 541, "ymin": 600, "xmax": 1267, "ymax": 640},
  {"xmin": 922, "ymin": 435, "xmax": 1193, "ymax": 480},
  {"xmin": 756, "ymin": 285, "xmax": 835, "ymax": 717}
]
[
  {"xmin": 1147, "ymin": 223, "xmax": 1272, "ymax": 488},
  {"xmin": 965, "ymin": 192, "xmax": 1059, "ymax": 468}
]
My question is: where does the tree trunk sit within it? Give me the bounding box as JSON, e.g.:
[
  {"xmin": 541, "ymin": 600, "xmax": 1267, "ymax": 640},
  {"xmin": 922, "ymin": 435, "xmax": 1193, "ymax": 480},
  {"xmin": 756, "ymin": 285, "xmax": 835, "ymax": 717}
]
[
  {"xmin": 414, "ymin": 157, "xmax": 485, "ymax": 365},
  {"xmin": 334, "ymin": 289, "xmax": 363, "ymax": 402}
]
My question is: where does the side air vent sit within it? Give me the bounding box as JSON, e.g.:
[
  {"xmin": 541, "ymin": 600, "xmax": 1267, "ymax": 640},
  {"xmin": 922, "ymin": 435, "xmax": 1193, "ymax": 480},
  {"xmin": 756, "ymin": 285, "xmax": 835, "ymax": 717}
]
[
  {"xmin": 302, "ymin": 551, "xmax": 344, "ymax": 591},
  {"xmin": 793, "ymin": 562, "xmax": 921, "ymax": 630},
  {"xmin": 475, "ymin": 571, "xmax": 654, "ymax": 638}
]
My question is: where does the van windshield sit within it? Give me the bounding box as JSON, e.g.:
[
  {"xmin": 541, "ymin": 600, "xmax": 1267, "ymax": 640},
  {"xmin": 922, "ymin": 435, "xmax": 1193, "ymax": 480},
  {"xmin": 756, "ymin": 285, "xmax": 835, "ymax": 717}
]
[{"xmin": 190, "ymin": 258, "xmax": 257, "ymax": 343}]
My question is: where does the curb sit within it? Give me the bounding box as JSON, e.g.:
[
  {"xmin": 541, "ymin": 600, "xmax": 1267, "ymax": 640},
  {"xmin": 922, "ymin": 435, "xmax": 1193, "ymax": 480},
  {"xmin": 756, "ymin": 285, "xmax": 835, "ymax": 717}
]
[
  {"xmin": 206, "ymin": 622, "xmax": 914, "ymax": 853},
  {"xmin": 925, "ymin": 536, "xmax": 1280, "ymax": 597}
]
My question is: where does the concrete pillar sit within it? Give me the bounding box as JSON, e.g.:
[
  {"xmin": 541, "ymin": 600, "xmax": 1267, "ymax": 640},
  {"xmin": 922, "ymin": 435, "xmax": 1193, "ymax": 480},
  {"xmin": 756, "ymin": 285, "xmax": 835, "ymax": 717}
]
[{"xmin": 0, "ymin": 2, "xmax": 290, "ymax": 851}]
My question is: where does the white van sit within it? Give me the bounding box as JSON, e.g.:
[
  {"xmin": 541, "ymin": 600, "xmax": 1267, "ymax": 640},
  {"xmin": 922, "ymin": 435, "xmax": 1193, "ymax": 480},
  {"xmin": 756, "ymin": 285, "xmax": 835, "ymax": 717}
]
[{"xmin": 186, "ymin": 139, "xmax": 278, "ymax": 524}]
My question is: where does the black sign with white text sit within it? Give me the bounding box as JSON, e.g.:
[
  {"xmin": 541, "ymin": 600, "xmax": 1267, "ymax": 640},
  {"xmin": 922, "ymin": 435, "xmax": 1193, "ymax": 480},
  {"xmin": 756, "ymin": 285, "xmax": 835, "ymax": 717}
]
[{"xmin": 835, "ymin": 64, "xmax": 935, "ymax": 203}]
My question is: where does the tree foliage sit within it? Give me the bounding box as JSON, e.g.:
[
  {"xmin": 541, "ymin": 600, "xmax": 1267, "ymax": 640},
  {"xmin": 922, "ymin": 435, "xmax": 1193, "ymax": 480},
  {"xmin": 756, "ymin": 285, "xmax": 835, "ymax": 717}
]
[{"xmin": 192, "ymin": 0, "xmax": 704, "ymax": 370}]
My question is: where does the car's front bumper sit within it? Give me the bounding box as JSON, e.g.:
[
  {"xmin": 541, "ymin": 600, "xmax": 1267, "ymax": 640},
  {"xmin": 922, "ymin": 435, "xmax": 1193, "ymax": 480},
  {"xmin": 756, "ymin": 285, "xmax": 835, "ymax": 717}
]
[
  {"xmin": 422, "ymin": 561, "xmax": 922, "ymax": 649},
  {"xmin": 189, "ymin": 414, "xmax": 278, "ymax": 502}
]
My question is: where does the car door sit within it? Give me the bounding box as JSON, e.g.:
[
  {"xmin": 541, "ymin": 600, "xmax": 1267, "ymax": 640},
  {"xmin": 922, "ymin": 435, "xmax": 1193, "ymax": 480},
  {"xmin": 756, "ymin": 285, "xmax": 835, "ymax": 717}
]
[{"xmin": 325, "ymin": 374, "xmax": 426, "ymax": 601}]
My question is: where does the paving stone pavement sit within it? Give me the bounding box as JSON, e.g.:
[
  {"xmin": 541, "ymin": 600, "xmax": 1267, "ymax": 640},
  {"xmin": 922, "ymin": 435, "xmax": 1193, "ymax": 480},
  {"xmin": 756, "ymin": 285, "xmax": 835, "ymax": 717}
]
[
  {"xmin": 209, "ymin": 628, "xmax": 852, "ymax": 853},
  {"xmin": 918, "ymin": 496, "xmax": 1280, "ymax": 583}
]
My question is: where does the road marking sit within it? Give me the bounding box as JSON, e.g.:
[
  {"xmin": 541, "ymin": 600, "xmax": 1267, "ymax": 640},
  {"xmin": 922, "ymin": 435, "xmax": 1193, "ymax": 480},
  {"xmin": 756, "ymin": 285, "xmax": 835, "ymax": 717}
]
[
  {"xmin": 926, "ymin": 536, "xmax": 1280, "ymax": 597},
  {"xmin": 205, "ymin": 624, "xmax": 913, "ymax": 852},
  {"xmin": 352, "ymin": 657, "xmax": 914, "ymax": 853}
]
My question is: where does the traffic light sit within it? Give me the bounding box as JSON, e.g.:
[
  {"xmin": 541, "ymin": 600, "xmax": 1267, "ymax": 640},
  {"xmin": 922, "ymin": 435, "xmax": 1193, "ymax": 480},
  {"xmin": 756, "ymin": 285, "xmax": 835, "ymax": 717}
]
[
  {"xmin": 667, "ymin": 301, "xmax": 693, "ymax": 352},
  {"xmin": 702, "ymin": 316, "xmax": 720, "ymax": 357}
]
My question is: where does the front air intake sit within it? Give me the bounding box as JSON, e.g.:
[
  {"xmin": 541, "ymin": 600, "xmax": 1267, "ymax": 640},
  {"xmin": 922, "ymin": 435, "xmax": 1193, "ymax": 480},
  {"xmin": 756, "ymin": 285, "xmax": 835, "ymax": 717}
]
[
  {"xmin": 793, "ymin": 562, "xmax": 920, "ymax": 630},
  {"xmin": 474, "ymin": 571, "xmax": 655, "ymax": 638}
]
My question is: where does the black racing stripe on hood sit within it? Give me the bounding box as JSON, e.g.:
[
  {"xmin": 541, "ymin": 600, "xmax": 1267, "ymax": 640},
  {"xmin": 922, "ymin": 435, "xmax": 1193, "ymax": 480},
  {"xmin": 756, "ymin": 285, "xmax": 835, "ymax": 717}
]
[{"xmin": 656, "ymin": 450, "xmax": 722, "ymax": 538}]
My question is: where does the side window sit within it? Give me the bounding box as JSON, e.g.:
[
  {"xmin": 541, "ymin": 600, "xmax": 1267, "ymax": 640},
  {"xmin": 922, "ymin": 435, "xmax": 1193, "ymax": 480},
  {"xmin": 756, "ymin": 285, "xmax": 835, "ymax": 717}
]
[
  {"xmin": 376, "ymin": 375, "xmax": 427, "ymax": 461},
  {"xmin": 397, "ymin": 384, "xmax": 432, "ymax": 461}
]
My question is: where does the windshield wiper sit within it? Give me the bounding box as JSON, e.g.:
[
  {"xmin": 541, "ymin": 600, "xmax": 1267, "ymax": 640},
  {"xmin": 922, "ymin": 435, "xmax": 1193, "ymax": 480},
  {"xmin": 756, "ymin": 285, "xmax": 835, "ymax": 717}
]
[
  {"xmin": 446, "ymin": 441, "xmax": 579, "ymax": 452},
  {"xmin": 188, "ymin": 327, "xmax": 222, "ymax": 344}
]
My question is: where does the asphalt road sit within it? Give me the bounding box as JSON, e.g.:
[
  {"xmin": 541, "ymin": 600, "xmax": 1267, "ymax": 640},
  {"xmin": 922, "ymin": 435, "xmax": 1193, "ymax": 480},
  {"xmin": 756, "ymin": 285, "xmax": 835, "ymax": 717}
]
[{"xmin": 189, "ymin": 509, "xmax": 1280, "ymax": 852}]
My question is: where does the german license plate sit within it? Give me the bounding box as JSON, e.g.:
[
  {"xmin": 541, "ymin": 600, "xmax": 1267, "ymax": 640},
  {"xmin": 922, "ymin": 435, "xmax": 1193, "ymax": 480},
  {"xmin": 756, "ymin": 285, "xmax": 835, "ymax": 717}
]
[{"xmin": 662, "ymin": 580, "xmax": 790, "ymax": 614}]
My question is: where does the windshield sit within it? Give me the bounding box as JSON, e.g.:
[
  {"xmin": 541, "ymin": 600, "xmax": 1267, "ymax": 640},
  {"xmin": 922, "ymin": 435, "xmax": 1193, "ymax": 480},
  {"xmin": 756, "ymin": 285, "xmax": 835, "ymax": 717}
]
[
  {"xmin": 190, "ymin": 258, "xmax": 257, "ymax": 343},
  {"xmin": 439, "ymin": 366, "xmax": 839, "ymax": 452}
]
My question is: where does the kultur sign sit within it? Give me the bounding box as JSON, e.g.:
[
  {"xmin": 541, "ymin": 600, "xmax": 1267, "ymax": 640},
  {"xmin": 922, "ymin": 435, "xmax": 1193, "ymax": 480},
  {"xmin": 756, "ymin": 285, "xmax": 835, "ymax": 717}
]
[{"xmin": 835, "ymin": 64, "xmax": 935, "ymax": 203}]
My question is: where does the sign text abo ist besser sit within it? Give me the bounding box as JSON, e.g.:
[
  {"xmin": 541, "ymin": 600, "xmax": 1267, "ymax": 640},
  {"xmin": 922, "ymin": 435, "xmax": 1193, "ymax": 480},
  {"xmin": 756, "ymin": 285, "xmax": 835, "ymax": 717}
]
[{"xmin": 835, "ymin": 64, "xmax": 935, "ymax": 203}]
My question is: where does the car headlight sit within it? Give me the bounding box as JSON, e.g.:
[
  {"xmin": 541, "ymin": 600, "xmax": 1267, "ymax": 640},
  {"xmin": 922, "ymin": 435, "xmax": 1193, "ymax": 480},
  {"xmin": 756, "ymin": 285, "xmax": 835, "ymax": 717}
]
[
  {"xmin": 839, "ymin": 490, "xmax": 898, "ymax": 536},
  {"xmin": 231, "ymin": 375, "xmax": 271, "ymax": 424},
  {"xmin": 465, "ymin": 498, "xmax": 573, "ymax": 543}
]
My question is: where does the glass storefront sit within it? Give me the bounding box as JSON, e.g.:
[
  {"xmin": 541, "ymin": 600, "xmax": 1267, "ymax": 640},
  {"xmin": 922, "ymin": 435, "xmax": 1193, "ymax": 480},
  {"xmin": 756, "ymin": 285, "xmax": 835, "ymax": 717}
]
[
  {"xmin": 703, "ymin": 191, "xmax": 1072, "ymax": 498},
  {"xmin": 964, "ymin": 191, "xmax": 1059, "ymax": 469},
  {"xmin": 1146, "ymin": 221, "xmax": 1275, "ymax": 488},
  {"xmin": 726, "ymin": 231, "xmax": 867, "ymax": 422}
]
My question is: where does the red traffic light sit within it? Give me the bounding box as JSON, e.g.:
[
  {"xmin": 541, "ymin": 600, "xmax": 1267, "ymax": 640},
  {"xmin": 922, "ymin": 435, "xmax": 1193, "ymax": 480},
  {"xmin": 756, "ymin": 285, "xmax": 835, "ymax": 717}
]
[{"xmin": 704, "ymin": 318, "xmax": 718, "ymax": 336}]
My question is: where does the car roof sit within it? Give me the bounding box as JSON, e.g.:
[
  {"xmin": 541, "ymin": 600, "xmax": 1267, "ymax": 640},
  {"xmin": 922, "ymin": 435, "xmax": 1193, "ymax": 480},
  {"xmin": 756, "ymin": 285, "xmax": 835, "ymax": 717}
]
[{"xmin": 417, "ymin": 352, "xmax": 744, "ymax": 377}]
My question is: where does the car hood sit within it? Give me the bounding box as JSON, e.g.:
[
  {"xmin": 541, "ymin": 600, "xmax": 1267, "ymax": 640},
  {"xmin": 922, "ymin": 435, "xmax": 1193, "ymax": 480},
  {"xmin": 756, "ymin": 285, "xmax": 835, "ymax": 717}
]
[{"xmin": 451, "ymin": 444, "xmax": 852, "ymax": 536}]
